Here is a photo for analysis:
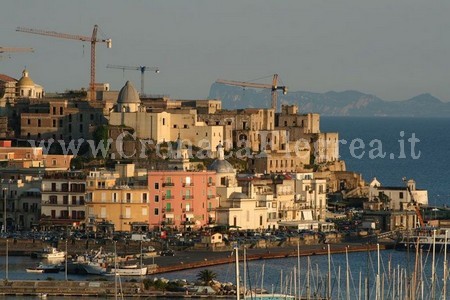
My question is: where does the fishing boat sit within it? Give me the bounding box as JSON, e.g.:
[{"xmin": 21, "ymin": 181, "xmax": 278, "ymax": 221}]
[
  {"xmin": 244, "ymin": 294, "xmax": 295, "ymax": 300},
  {"xmin": 31, "ymin": 246, "xmax": 66, "ymax": 259},
  {"xmin": 107, "ymin": 266, "xmax": 148, "ymax": 276},
  {"xmin": 26, "ymin": 263, "xmax": 60, "ymax": 273},
  {"xmin": 395, "ymin": 228, "xmax": 450, "ymax": 251}
]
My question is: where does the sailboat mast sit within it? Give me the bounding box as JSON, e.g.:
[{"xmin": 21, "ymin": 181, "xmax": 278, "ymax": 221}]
[
  {"xmin": 243, "ymin": 247, "xmax": 247, "ymax": 297},
  {"xmin": 346, "ymin": 247, "xmax": 350, "ymax": 300},
  {"xmin": 443, "ymin": 230, "xmax": 448, "ymax": 300},
  {"xmin": 328, "ymin": 244, "xmax": 331, "ymax": 300},
  {"xmin": 235, "ymin": 247, "xmax": 240, "ymax": 300},
  {"xmin": 431, "ymin": 229, "xmax": 436, "ymax": 300}
]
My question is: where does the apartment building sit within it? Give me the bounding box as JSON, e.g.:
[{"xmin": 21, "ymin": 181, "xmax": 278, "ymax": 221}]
[
  {"xmin": 40, "ymin": 171, "xmax": 87, "ymax": 229},
  {"xmin": 148, "ymin": 170, "xmax": 218, "ymax": 230}
]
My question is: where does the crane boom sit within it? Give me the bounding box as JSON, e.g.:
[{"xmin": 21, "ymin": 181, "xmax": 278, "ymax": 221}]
[
  {"xmin": 403, "ymin": 177, "xmax": 425, "ymax": 228},
  {"xmin": 0, "ymin": 47, "xmax": 34, "ymax": 53},
  {"xmin": 16, "ymin": 25, "xmax": 111, "ymax": 100},
  {"xmin": 107, "ymin": 64, "xmax": 159, "ymax": 96},
  {"xmin": 215, "ymin": 74, "xmax": 287, "ymax": 111}
]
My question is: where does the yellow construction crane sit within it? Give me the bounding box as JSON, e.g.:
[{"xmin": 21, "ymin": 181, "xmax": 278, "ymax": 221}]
[
  {"xmin": 16, "ymin": 25, "xmax": 111, "ymax": 100},
  {"xmin": 403, "ymin": 177, "xmax": 425, "ymax": 228},
  {"xmin": 215, "ymin": 74, "xmax": 287, "ymax": 112},
  {"xmin": 106, "ymin": 64, "xmax": 159, "ymax": 96},
  {"xmin": 0, "ymin": 47, "xmax": 34, "ymax": 53}
]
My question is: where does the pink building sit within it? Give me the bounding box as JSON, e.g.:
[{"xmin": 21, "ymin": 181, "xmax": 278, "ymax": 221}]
[{"xmin": 148, "ymin": 171, "xmax": 218, "ymax": 230}]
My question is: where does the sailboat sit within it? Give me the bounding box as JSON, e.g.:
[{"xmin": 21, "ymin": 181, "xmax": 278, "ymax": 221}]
[{"xmin": 235, "ymin": 247, "xmax": 295, "ymax": 300}]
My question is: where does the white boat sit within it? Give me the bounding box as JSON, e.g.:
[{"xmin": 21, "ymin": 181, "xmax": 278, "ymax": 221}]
[
  {"xmin": 395, "ymin": 228, "xmax": 450, "ymax": 251},
  {"xmin": 244, "ymin": 295, "xmax": 295, "ymax": 300},
  {"xmin": 107, "ymin": 266, "xmax": 147, "ymax": 276},
  {"xmin": 80, "ymin": 261, "xmax": 107, "ymax": 275},
  {"xmin": 32, "ymin": 247, "xmax": 66, "ymax": 259}
]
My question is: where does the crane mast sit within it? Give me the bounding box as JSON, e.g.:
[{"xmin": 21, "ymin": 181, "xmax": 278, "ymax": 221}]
[
  {"xmin": 403, "ymin": 177, "xmax": 425, "ymax": 228},
  {"xmin": 215, "ymin": 74, "xmax": 287, "ymax": 111},
  {"xmin": 106, "ymin": 64, "xmax": 159, "ymax": 96},
  {"xmin": 16, "ymin": 25, "xmax": 111, "ymax": 101}
]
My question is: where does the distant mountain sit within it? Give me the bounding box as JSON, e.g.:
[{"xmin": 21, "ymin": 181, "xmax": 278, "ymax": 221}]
[{"xmin": 208, "ymin": 83, "xmax": 450, "ymax": 117}]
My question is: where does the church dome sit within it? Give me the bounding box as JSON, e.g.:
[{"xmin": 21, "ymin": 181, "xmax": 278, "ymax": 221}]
[
  {"xmin": 17, "ymin": 69, "xmax": 35, "ymax": 87},
  {"xmin": 207, "ymin": 143, "xmax": 235, "ymax": 173},
  {"xmin": 208, "ymin": 159, "xmax": 234, "ymax": 173},
  {"xmin": 117, "ymin": 81, "xmax": 140, "ymax": 104}
]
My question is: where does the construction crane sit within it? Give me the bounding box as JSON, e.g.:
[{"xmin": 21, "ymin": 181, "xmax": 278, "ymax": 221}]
[
  {"xmin": 16, "ymin": 25, "xmax": 111, "ymax": 100},
  {"xmin": 215, "ymin": 74, "xmax": 287, "ymax": 112},
  {"xmin": 106, "ymin": 64, "xmax": 159, "ymax": 96},
  {"xmin": 403, "ymin": 177, "xmax": 425, "ymax": 228},
  {"xmin": 0, "ymin": 47, "xmax": 34, "ymax": 53}
]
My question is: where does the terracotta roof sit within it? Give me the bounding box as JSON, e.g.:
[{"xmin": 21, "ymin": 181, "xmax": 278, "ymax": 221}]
[{"xmin": 0, "ymin": 74, "xmax": 17, "ymax": 83}]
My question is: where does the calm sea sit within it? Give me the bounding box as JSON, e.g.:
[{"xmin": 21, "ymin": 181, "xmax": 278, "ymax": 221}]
[{"xmin": 321, "ymin": 117, "xmax": 450, "ymax": 207}]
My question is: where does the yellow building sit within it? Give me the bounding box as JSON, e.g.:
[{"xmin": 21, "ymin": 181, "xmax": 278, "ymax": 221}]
[{"xmin": 86, "ymin": 164, "xmax": 150, "ymax": 232}]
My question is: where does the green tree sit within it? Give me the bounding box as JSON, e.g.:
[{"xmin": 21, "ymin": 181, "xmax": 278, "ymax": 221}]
[{"xmin": 196, "ymin": 269, "xmax": 217, "ymax": 285}]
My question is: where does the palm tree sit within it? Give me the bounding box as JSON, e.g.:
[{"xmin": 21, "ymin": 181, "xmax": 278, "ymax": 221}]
[{"xmin": 196, "ymin": 269, "xmax": 217, "ymax": 285}]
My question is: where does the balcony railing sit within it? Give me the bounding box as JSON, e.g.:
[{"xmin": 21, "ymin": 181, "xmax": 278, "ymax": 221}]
[
  {"xmin": 207, "ymin": 182, "xmax": 215, "ymax": 187},
  {"xmin": 162, "ymin": 208, "xmax": 174, "ymax": 213},
  {"xmin": 183, "ymin": 195, "xmax": 193, "ymax": 200},
  {"xmin": 182, "ymin": 208, "xmax": 194, "ymax": 213},
  {"xmin": 162, "ymin": 195, "xmax": 174, "ymax": 200},
  {"xmin": 207, "ymin": 207, "xmax": 214, "ymax": 212},
  {"xmin": 162, "ymin": 182, "xmax": 174, "ymax": 187},
  {"xmin": 182, "ymin": 183, "xmax": 194, "ymax": 187},
  {"xmin": 207, "ymin": 195, "xmax": 215, "ymax": 199},
  {"xmin": 181, "ymin": 220, "xmax": 195, "ymax": 225}
]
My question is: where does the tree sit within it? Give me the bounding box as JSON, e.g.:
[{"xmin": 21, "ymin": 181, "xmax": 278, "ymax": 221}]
[{"xmin": 196, "ymin": 269, "xmax": 217, "ymax": 285}]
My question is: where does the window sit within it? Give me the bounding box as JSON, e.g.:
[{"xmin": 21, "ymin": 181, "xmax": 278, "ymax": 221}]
[
  {"xmin": 27, "ymin": 119, "xmax": 30, "ymax": 125},
  {"xmin": 79, "ymin": 124, "xmax": 83, "ymax": 133},
  {"xmin": 142, "ymin": 193, "xmax": 147, "ymax": 203},
  {"xmin": 52, "ymin": 159, "xmax": 57, "ymax": 166},
  {"xmin": 38, "ymin": 120, "xmax": 41, "ymax": 127},
  {"xmin": 72, "ymin": 196, "xmax": 77, "ymax": 205},
  {"xmin": 154, "ymin": 208, "xmax": 159, "ymax": 215},
  {"xmin": 100, "ymin": 207, "xmax": 106, "ymax": 218},
  {"xmin": 126, "ymin": 193, "xmax": 131, "ymax": 203},
  {"xmin": 51, "ymin": 183, "xmax": 57, "ymax": 192},
  {"xmin": 49, "ymin": 195, "xmax": 57, "ymax": 204},
  {"xmin": 90, "ymin": 114, "xmax": 94, "ymax": 121},
  {"xmin": 79, "ymin": 114, "xmax": 83, "ymax": 122},
  {"xmin": 400, "ymin": 192, "xmax": 404, "ymax": 199},
  {"xmin": 69, "ymin": 114, "xmax": 72, "ymax": 122},
  {"xmin": 154, "ymin": 195, "xmax": 159, "ymax": 202},
  {"xmin": 62, "ymin": 196, "xmax": 68, "ymax": 205},
  {"xmin": 154, "ymin": 183, "xmax": 159, "ymax": 190},
  {"xmin": 162, "ymin": 118, "xmax": 165, "ymax": 125},
  {"xmin": 59, "ymin": 107, "xmax": 63, "ymax": 115},
  {"xmin": 52, "ymin": 107, "xmax": 56, "ymax": 114},
  {"xmin": 79, "ymin": 196, "xmax": 85, "ymax": 205},
  {"xmin": 113, "ymin": 193, "xmax": 117, "ymax": 203},
  {"xmin": 142, "ymin": 207, "xmax": 148, "ymax": 216}
]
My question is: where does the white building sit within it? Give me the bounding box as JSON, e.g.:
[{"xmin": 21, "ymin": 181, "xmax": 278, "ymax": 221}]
[{"xmin": 367, "ymin": 178, "xmax": 428, "ymax": 211}]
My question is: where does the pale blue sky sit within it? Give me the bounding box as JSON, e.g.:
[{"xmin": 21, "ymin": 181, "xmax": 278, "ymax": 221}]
[{"xmin": 2, "ymin": 0, "xmax": 450, "ymax": 101}]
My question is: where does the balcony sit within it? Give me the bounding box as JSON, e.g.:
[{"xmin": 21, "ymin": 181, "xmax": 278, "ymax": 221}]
[
  {"xmin": 207, "ymin": 182, "xmax": 215, "ymax": 187},
  {"xmin": 183, "ymin": 195, "xmax": 193, "ymax": 200},
  {"xmin": 182, "ymin": 208, "xmax": 194, "ymax": 213},
  {"xmin": 181, "ymin": 220, "xmax": 195, "ymax": 225},
  {"xmin": 207, "ymin": 195, "xmax": 215, "ymax": 199},
  {"xmin": 162, "ymin": 195, "xmax": 174, "ymax": 200},
  {"xmin": 162, "ymin": 182, "xmax": 174, "ymax": 187},
  {"xmin": 182, "ymin": 183, "xmax": 194, "ymax": 187},
  {"xmin": 162, "ymin": 208, "xmax": 174, "ymax": 213},
  {"xmin": 120, "ymin": 215, "xmax": 132, "ymax": 219},
  {"xmin": 207, "ymin": 207, "xmax": 214, "ymax": 212}
]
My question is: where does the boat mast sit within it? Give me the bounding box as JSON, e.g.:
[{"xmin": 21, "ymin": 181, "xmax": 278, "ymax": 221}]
[
  {"xmin": 346, "ymin": 247, "xmax": 350, "ymax": 300},
  {"xmin": 235, "ymin": 247, "xmax": 240, "ymax": 300},
  {"xmin": 328, "ymin": 244, "xmax": 331, "ymax": 300},
  {"xmin": 431, "ymin": 229, "xmax": 436, "ymax": 300},
  {"xmin": 443, "ymin": 230, "xmax": 448, "ymax": 300}
]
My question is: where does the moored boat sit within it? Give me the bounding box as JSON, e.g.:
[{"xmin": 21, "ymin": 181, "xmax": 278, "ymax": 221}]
[
  {"xmin": 31, "ymin": 246, "xmax": 66, "ymax": 259},
  {"xmin": 26, "ymin": 263, "xmax": 60, "ymax": 273},
  {"xmin": 395, "ymin": 228, "xmax": 450, "ymax": 251},
  {"xmin": 106, "ymin": 266, "xmax": 147, "ymax": 276}
]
